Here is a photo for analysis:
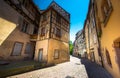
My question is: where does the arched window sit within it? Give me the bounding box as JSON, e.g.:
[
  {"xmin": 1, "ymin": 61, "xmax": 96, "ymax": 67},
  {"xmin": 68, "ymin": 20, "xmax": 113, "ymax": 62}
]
[{"xmin": 106, "ymin": 49, "xmax": 112, "ymax": 67}]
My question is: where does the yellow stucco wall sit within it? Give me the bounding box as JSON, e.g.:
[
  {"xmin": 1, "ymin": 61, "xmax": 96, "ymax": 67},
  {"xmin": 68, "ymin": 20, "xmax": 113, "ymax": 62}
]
[
  {"xmin": 35, "ymin": 39, "xmax": 70, "ymax": 65},
  {"xmin": 34, "ymin": 39, "xmax": 48, "ymax": 62},
  {"xmin": 48, "ymin": 39, "xmax": 69, "ymax": 64},
  {"xmin": 95, "ymin": 0, "xmax": 120, "ymax": 77}
]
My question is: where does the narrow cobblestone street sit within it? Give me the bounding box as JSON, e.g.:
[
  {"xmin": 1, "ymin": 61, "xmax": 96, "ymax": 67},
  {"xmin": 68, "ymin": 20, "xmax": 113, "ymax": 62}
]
[
  {"xmin": 81, "ymin": 58, "xmax": 113, "ymax": 78},
  {"xmin": 7, "ymin": 56, "xmax": 88, "ymax": 78}
]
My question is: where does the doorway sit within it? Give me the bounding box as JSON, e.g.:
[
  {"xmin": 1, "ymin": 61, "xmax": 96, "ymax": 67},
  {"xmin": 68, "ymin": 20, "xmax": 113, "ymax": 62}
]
[
  {"xmin": 90, "ymin": 52, "xmax": 95, "ymax": 62},
  {"xmin": 114, "ymin": 41, "xmax": 120, "ymax": 70},
  {"xmin": 38, "ymin": 49, "xmax": 43, "ymax": 62}
]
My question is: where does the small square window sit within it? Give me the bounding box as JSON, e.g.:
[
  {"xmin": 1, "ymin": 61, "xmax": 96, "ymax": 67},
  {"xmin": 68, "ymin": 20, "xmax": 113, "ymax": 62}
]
[{"xmin": 54, "ymin": 49, "xmax": 59, "ymax": 59}]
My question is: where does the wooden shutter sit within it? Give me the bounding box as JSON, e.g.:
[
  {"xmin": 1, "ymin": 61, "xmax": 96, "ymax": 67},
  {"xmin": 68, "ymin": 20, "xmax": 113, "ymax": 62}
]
[{"xmin": 12, "ymin": 42, "xmax": 23, "ymax": 56}]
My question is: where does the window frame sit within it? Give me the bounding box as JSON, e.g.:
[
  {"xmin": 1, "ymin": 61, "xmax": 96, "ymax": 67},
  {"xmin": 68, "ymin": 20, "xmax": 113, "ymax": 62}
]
[
  {"xmin": 42, "ymin": 13, "xmax": 47, "ymax": 22},
  {"xmin": 40, "ymin": 27, "xmax": 46, "ymax": 36},
  {"xmin": 101, "ymin": 0, "xmax": 113, "ymax": 25},
  {"xmin": 11, "ymin": 42, "xmax": 23, "ymax": 56},
  {"xmin": 56, "ymin": 13, "xmax": 61, "ymax": 24},
  {"xmin": 25, "ymin": 43, "xmax": 33, "ymax": 54},
  {"xmin": 55, "ymin": 27, "xmax": 61, "ymax": 38},
  {"xmin": 54, "ymin": 49, "xmax": 59, "ymax": 59},
  {"xmin": 21, "ymin": 20, "xmax": 29, "ymax": 33}
]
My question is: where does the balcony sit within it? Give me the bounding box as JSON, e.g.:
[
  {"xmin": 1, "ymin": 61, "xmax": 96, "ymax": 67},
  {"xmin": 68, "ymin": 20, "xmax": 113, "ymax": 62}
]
[{"xmin": 30, "ymin": 34, "xmax": 38, "ymax": 41}]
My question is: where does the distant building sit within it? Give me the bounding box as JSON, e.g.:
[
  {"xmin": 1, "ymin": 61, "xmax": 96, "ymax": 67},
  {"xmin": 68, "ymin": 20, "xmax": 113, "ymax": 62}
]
[
  {"xmin": 73, "ymin": 30, "xmax": 86, "ymax": 57},
  {"xmin": 84, "ymin": 0, "xmax": 102, "ymax": 65},
  {"xmin": 0, "ymin": 0, "xmax": 40, "ymax": 61},
  {"xmin": 34, "ymin": 1, "xmax": 70, "ymax": 64}
]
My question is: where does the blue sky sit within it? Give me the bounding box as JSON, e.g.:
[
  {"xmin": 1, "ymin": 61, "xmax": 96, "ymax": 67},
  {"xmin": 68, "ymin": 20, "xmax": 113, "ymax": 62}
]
[{"xmin": 33, "ymin": 0, "xmax": 89, "ymax": 42}]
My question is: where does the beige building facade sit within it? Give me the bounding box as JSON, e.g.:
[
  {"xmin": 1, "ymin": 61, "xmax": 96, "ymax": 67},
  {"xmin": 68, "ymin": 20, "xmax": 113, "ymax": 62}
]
[
  {"xmin": 94, "ymin": 0, "xmax": 120, "ymax": 77},
  {"xmin": 84, "ymin": 0, "xmax": 102, "ymax": 65},
  {"xmin": 0, "ymin": 0, "xmax": 40, "ymax": 61},
  {"xmin": 73, "ymin": 30, "xmax": 86, "ymax": 58}
]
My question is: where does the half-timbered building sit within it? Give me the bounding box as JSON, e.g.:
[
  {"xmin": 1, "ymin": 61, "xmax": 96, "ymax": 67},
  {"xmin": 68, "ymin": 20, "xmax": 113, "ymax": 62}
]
[{"xmin": 34, "ymin": 1, "xmax": 70, "ymax": 64}]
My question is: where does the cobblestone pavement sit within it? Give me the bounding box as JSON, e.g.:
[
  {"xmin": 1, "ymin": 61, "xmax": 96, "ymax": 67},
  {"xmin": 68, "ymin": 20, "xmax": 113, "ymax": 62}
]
[
  {"xmin": 7, "ymin": 56, "xmax": 88, "ymax": 78},
  {"xmin": 81, "ymin": 58, "xmax": 113, "ymax": 78}
]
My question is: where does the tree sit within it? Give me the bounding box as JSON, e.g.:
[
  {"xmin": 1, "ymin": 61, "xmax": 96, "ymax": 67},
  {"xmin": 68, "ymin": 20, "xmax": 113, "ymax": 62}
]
[{"xmin": 69, "ymin": 41, "xmax": 73, "ymax": 55}]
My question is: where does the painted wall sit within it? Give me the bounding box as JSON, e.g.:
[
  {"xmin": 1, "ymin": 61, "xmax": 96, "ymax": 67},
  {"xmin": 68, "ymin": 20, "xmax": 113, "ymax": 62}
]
[
  {"xmin": 96, "ymin": 0, "xmax": 120, "ymax": 77},
  {"xmin": 0, "ymin": 0, "xmax": 35, "ymax": 61},
  {"xmin": 34, "ymin": 39, "xmax": 48, "ymax": 63},
  {"xmin": 48, "ymin": 39, "xmax": 69, "ymax": 64}
]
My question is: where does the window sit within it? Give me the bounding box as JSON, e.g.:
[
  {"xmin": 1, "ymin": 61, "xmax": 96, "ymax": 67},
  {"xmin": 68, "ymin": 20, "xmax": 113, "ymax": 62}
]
[
  {"xmin": 25, "ymin": 43, "xmax": 33, "ymax": 54},
  {"xmin": 54, "ymin": 27, "xmax": 61, "ymax": 38},
  {"xmin": 114, "ymin": 42, "xmax": 120, "ymax": 48},
  {"xmin": 42, "ymin": 13, "xmax": 47, "ymax": 22},
  {"xmin": 56, "ymin": 28, "xmax": 61, "ymax": 37},
  {"xmin": 54, "ymin": 49, "xmax": 59, "ymax": 59},
  {"xmin": 101, "ymin": 0, "xmax": 112, "ymax": 24},
  {"xmin": 12, "ymin": 42, "xmax": 23, "ymax": 56},
  {"xmin": 56, "ymin": 14, "xmax": 61, "ymax": 24},
  {"xmin": 21, "ymin": 20, "xmax": 29, "ymax": 33},
  {"xmin": 22, "ymin": 0, "xmax": 29, "ymax": 8},
  {"xmin": 92, "ymin": 17, "xmax": 95, "ymax": 27},
  {"xmin": 33, "ymin": 27, "xmax": 38, "ymax": 34},
  {"xmin": 41, "ymin": 27, "xmax": 45, "ymax": 36},
  {"xmin": 106, "ymin": 49, "xmax": 112, "ymax": 67}
]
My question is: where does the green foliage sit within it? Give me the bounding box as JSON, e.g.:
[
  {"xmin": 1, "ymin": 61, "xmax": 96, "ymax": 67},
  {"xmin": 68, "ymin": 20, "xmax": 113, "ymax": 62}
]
[{"xmin": 69, "ymin": 41, "xmax": 73, "ymax": 55}]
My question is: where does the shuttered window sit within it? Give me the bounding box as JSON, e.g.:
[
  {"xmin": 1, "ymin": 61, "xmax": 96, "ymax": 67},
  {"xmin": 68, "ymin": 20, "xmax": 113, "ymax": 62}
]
[
  {"xmin": 25, "ymin": 43, "xmax": 34, "ymax": 54},
  {"xmin": 101, "ymin": 0, "xmax": 112, "ymax": 24},
  {"xmin": 41, "ymin": 27, "xmax": 45, "ymax": 36},
  {"xmin": 21, "ymin": 20, "xmax": 29, "ymax": 34},
  {"xmin": 12, "ymin": 42, "xmax": 23, "ymax": 56}
]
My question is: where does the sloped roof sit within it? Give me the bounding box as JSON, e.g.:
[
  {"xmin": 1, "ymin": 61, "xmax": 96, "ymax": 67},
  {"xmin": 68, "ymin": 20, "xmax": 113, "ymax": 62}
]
[{"xmin": 47, "ymin": 1, "xmax": 70, "ymax": 22}]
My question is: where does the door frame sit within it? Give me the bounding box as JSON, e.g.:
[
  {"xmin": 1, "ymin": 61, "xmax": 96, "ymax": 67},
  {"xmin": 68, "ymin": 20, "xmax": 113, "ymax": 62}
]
[{"xmin": 38, "ymin": 49, "xmax": 43, "ymax": 62}]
